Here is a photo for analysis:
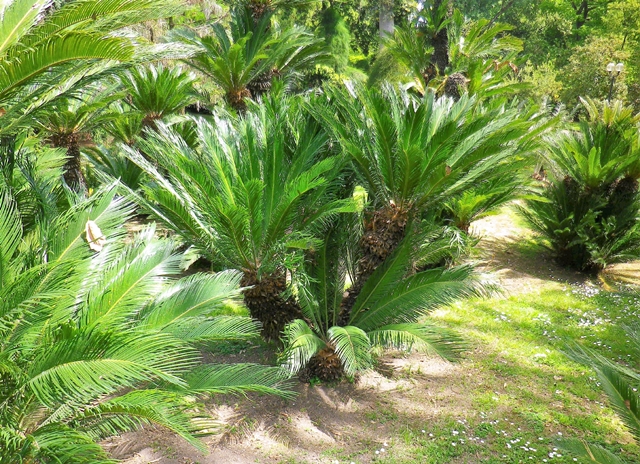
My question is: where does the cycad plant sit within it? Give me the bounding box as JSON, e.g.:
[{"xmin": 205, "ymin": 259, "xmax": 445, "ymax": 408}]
[
  {"xmin": 318, "ymin": 84, "xmax": 538, "ymax": 308},
  {"xmin": 125, "ymin": 95, "xmax": 354, "ymax": 340},
  {"xmin": 0, "ymin": 185, "xmax": 291, "ymax": 464},
  {"xmin": 520, "ymin": 99, "xmax": 640, "ymax": 273},
  {"xmin": 559, "ymin": 327, "xmax": 640, "ymax": 463},
  {"xmin": 280, "ymin": 217, "xmax": 485, "ymax": 381},
  {"xmin": 171, "ymin": 7, "xmax": 323, "ymax": 111},
  {"xmin": 35, "ymin": 87, "xmax": 122, "ymax": 193},
  {"xmin": 121, "ymin": 64, "xmax": 200, "ymax": 130},
  {"xmin": 0, "ymin": 0, "xmax": 185, "ymax": 135},
  {"xmin": 375, "ymin": 6, "xmax": 523, "ymax": 98}
]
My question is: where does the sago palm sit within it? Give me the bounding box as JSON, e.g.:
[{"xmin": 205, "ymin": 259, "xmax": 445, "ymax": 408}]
[
  {"xmin": 377, "ymin": 7, "xmax": 523, "ymax": 98},
  {"xmin": 0, "ymin": 0, "xmax": 186, "ymax": 135},
  {"xmin": 125, "ymin": 95, "xmax": 355, "ymax": 340},
  {"xmin": 0, "ymin": 184, "xmax": 292, "ymax": 464},
  {"xmin": 317, "ymin": 84, "xmax": 540, "ymax": 306},
  {"xmin": 170, "ymin": 7, "xmax": 323, "ymax": 111},
  {"xmin": 521, "ymin": 99, "xmax": 640, "ymax": 273},
  {"xmin": 280, "ymin": 216, "xmax": 486, "ymax": 381}
]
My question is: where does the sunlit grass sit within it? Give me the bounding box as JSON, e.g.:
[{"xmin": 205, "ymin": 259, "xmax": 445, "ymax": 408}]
[{"xmin": 325, "ymin": 285, "xmax": 640, "ymax": 464}]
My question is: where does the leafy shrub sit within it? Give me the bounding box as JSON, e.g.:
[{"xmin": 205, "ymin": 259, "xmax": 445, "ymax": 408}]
[
  {"xmin": 0, "ymin": 185, "xmax": 291, "ymax": 463},
  {"xmin": 521, "ymin": 99, "xmax": 640, "ymax": 273}
]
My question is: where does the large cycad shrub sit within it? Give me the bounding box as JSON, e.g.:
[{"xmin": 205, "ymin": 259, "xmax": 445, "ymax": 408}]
[
  {"xmin": 521, "ymin": 99, "xmax": 640, "ymax": 273},
  {"xmin": 126, "ymin": 96, "xmax": 355, "ymax": 340},
  {"xmin": 170, "ymin": 6, "xmax": 323, "ymax": 111},
  {"xmin": 317, "ymin": 84, "xmax": 538, "ymax": 311},
  {"xmin": 0, "ymin": 185, "xmax": 291, "ymax": 463}
]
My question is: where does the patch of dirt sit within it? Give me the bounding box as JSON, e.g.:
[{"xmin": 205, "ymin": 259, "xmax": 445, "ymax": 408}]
[
  {"xmin": 470, "ymin": 211, "xmax": 587, "ymax": 296},
  {"xmin": 113, "ymin": 352, "xmax": 464, "ymax": 464}
]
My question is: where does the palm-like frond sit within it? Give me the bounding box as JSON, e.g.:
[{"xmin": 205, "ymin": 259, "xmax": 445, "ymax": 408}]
[
  {"xmin": 368, "ymin": 323, "xmax": 466, "ymax": 362},
  {"xmin": 557, "ymin": 438, "xmax": 626, "ymax": 464},
  {"xmin": 0, "ymin": 0, "xmax": 49, "ymax": 56},
  {"xmin": 0, "ymin": 189, "xmax": 292, "ymax": 463},
  {"xmin": 0, "ymin": 189, "xmax": 22, "ymax": 288},
  {"xmin": 184, "ymin": 364, "xmax": 294, "ymax": 398},
  {"xmin": 280, "ymin": 319, "xmax": 327, "ymax": 375},
  {"xmin": 327, "ymin": 325, "xmax": 372, "ymax": 376}
]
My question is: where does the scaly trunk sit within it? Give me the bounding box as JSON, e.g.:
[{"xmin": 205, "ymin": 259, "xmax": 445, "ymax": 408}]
[
  {"xmin": 51, "ymin": 133, "xmax": 87, "ymax": 194},
  {"xmin": 431, "ymin": 0, "xmax": 450, "ymax": 76},
  {"xmin": 300, "ymin": 347, "xmax": 344, "ymax": 382},
  {"xmin": 241, "ymin": 270, "xmax": 304, "ymax": 341},
  {"xmin": 339, "ymin": 203, "xmax": 409, "ymax": 324}
]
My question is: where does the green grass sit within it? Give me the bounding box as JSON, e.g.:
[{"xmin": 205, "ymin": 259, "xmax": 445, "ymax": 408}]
[{"xmin": 327, "ymin": 285, "xmax": 640, "ymax": 464}]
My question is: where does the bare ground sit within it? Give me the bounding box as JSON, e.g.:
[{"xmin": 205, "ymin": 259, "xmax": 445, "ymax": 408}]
[{"xmin": 111, "ymin": 209, "xmax": 624, "ymax": 464}]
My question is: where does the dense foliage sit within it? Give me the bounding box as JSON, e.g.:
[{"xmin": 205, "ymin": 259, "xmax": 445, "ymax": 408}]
[{"xmin": 2, "ymin": 0, "xmax": 640, "ymax": 462}]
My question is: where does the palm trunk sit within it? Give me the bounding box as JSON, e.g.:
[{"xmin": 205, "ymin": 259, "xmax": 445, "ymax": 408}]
[
  {"xmin": 339, "ymin": 203, "xmax": 409, "ymax": 324},
  {"xmin": 431, "ymin": 0, "xmax": 450, "ymax": 76},
  {"xmin": 241, "ymin": 270, "xmax": 303, "ymax": 341},
  {"xmin": 52, "ymin": 133, "xmax": 87, "ymax": 194}
]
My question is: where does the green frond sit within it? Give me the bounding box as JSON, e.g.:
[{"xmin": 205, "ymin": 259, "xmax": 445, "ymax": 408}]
[
  {"xmin": 0, "ymin": 0, "xmax": 49, "ymax": 57},
  {"xmin": 0, "ymin": 189, "xmax": 22, "ymax": 288},
  {"xmin": 44, "ymin": 183, "xmax": 133, "ymax": 264},
  {"xmin": 141, "ymin": 271, "xmax": 244, "ymax": 330},
  {"xmin": 280, "ymin": 319, "xmax": 327, "ymax": 375},
  {"xmin": 74, "ymin": 390, "xmax": 212, "ymax": 452},
  {"xmin": 21, "ymin": 0, "xmax": 183, "ymax": 48},
  {"xmin": 0, "ymin": 33, "xmax": 134, "ymax": 102},
  {"xmin": 28, "ymin": 425, "xmax": 115, "ymax": 464},
  {"xmin": 81, "ymin": 233, "xmax": 182, "ymax": 327},
  {"xmin": 183, "ymin": 364, "xmax": 294, "ymax": 398},
  {"xmin": 557, "ymin": 438, "xmax": 626, "ymax": 464},
  {"xmin": 593, "ymin": 363, "xmax": 640, "ymax": 441},
  {"xmin": 163, "ymin": 316, "xmax": 260, "ymax": 343},
  {"xmin": 368, "ymin": 323, "xmax": 467, "ymax": 362},
  {"xmin": 27, "ymin": 330, "xmax": 197, "ymax": 407},
  {"xmin": 327, "ymin": 325, "xmax": 372, "ymax": 376},
  {"xmin": 352, "ymin": 265, "xmax": 487, "ymax": 332}
]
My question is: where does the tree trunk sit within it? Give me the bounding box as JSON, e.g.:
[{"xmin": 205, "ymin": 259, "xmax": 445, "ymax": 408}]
[
  {"xmin": 51, "ymin": 133, "xmax": 87, "ymax": 194},
  {"xmin": 240, "ymin": 270, "xmax": 304, "ymax": 341},
  {"xmin": 339, "ymin": 203, "xmax": 409, "ymax": 324},
  {"xmin": 379, "ymin": 0, "xmax": 394, "ymax": 38},
  {"xmin": 431, "ymin": 0, "xmax": 451, "ymax": 76}
]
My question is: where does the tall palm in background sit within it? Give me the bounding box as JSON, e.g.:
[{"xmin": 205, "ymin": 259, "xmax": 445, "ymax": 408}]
[
  {"xmin": 0, "ymin": 183, "xmax": 291, "ymax": 464},
  {"xmin": 376, "ymin": 7, "xmax": 524, "ymax": 98},
  {"xmin": 126, "ymin": 95, "xmax": 355, "ymax": 340}
]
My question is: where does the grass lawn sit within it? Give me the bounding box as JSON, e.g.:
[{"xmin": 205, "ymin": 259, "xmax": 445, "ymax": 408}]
[{"xmin": 351, "ymin": 286, "xmax": 640, "ymax": 464}]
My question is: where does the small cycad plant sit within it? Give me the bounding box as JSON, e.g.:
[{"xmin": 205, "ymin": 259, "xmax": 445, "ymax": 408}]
[
  {"xmin": 279, "ymin": 216, "xmax": 487, "ymax": 382},
  {"xmin": 520, "ymin": 99, "xmax": 640, "ymax": 274}
]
